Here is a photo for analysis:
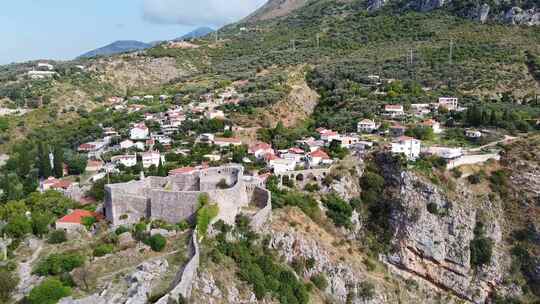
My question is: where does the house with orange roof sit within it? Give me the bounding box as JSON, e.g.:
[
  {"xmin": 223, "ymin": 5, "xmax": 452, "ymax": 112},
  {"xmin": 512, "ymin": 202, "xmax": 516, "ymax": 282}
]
[
  {"xmin": 249, "ymin": 142, "xmax": 274, "ymax": 159},
  {"xmin": 55, "ymin": 209, "xmax": 103, "ymax": 232},
  {"xmin": 421, "ymin": 119, "xmax": 442, "ymax": 134},
  {"xmin": 307, "ymin": 149, "xmax": 332, "ymax": 167}
]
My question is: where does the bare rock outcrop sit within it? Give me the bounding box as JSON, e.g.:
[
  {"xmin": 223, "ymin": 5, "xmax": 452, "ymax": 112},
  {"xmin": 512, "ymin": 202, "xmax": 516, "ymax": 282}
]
[{"xmin": 383, "ymin": 170, "xmax": 507, "ymax": 303}]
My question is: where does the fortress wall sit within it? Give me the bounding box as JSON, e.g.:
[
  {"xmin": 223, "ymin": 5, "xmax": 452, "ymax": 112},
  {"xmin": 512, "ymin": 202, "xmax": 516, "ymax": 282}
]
[
  {"xmin": 199, "ymin": 166, "xmax": 241, "ymax": 191},
  {"xmin": 110, "ymin": 193, "xmax": 149, "ymax": 226},
  {"xmin": 207, "ymin": 181, "xmax": 249, "ymax": 225},
  {"xmin": 148, "ymin": 176, "xmax": 169, "ymax": 188},
  {"xmin": 170, "ymin": 174, "xmax": 200, "ymax": 191},
  {"xmin": 249, "ymin": 187, "xmax": 272, "ymax": 232},
  {"xmin": 149, "ymin": 190, "xmax": 199, "ymax": 223}
]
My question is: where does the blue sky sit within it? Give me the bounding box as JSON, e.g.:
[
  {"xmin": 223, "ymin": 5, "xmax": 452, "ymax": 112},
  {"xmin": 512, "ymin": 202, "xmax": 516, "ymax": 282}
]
[{"xmin": 0, "ymin": 0, "xmax": 265, "ymax": 64}]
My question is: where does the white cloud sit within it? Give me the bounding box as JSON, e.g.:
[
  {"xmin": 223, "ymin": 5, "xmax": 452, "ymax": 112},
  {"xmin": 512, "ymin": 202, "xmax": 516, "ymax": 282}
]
[{"xmin": 142, "ymin": 0, "xmax": 266, "ymax": 27}]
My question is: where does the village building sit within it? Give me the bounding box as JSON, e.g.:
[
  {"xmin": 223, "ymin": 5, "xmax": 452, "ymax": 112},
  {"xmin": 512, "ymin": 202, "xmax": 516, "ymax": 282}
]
[
  {"xmin": 78, "ymin": 141, "xmax": 107, "ymax": 158},
  {"xmin": 55, "ymin": 209, "xmax": 102, "ymax": 233},
  {"xmin": 391, "ymin": 136, "xmax": 421, "ymax": 160},
  {"xmin": 205, "ymin": 110, "xmax": 226, "ymax": 120},
  {"xmin": 142, "ymin": 151, "xmax": 163, "ymax": 168},
  {"xmin": 438, "ymin": 97, "xmax": 459, "ymax": 111},
  {"xmin": 120, "ymin": 139, "xmax": 134, "ymax": 150},
  {"xmin": 307, "ymin": 149, "xmax": 331, "ymax": 167},
  {"xmin": 130, "ymin": 123, "xmax": 149, "ymax": 140},
  {"xmin": 423, "ymin": 147, "xmax": 463, "ymax": 159},
  {"xmin": 357, "ymin": 119, "xmax": 377, "ymax": 133},
  {"xmin": 268, "ymin": 157, "xmax": 297, "ymax": 174},
  {"xmin": 111, "ymin": 155, "xmax": 137, "ymax": 167},
  {"xmin": 421, "ymin": 119, "xmax": 443, "ymax": 134},
  {"xmin": 465, "ymin": 129, "xmax": 482, "ymax": 138},
  {"xmin": 338, "ymin": 134, "xmax": 360, "ymax": 148},
  {"xmin": 390, "ymin": 124, "xmax": 407, "ymax": 137},
  {"xmin": 383, "ymin": 104, "xmax": 405, "ymax": 118},
  {"xmin": 317, "ymin": 128, "xmax": 340, "ymax": 142},
  {"xmin": 213, "ymin": 137, "xmax": 243, "ymax": 148},
  {"xmin": 41, "ymin": 177, "xmax": 74, "ymax": 193},
  {"xmin": 249, "ymin": 142, "xmax": 274, "ymax": 159},
  {"xmin": 86, "ymin": 160, "xmax": 104, "ymax": 172}
]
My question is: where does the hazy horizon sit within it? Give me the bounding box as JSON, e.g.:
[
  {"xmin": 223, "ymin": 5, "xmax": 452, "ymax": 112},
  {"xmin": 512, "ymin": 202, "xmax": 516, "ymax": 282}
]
[{"xmin": 0, "ymin": 0, "xmax": 265, "ymax": 64}]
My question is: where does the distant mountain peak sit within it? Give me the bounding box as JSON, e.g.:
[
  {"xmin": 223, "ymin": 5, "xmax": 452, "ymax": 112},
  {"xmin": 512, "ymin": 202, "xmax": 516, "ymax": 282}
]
[
  {"xmin": 78, "ymin": 40, "xmax": 151, "ymax": 59},
  {"xmin": 174, "ymin": 26, "xmax": 215, "ymax": 41}
]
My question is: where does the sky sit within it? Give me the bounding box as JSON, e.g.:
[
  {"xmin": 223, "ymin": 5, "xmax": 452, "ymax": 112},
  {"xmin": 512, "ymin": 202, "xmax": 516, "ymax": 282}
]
[{"xmin": 0, "ymin": 0, "xmax": 266, "ymax": 64}]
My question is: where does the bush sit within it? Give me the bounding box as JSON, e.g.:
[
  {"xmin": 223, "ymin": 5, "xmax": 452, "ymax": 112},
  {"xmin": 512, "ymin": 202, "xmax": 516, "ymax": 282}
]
[
  {"xmin": 115, "ymin": 226, "xmax": 130, "ymax": 235},
  {"xmin": 27, "ymin": 278, "xmax": 71, "ymax": 304},
  {"xmin": 33, "ymin": 253, "xmax": 85, "ymax": 276},
  {"xmin": 426, "ymin": 202, "xmax": 439, "ymax": 215},
  {"xmin": 323, "ymin": 193, "xmax": 353, "ymax": 228},
  {"xmin": 0, "ymin": 270, "xmax": 18, "ymax": 302},
  {"xmin": 4, "ymin": 215, "xmax": 32, "ymax": 239},
  {"xmin": 47, "ymin": 230, "xmax": 67, "ymax": 244},
  {"xmin": 81, "ymin": 216, "xmax": 96, "ymax": 230},
  {"xmin": 196, "ymin": 200, "xmax": 219, "ymax": 237},
  {"xmin": 470, "ymin": 221, "xmax": 493, "ymax": 267},
  {"xmin": 357, "ymin": 281, "xmax": 375, "ymax": 300},
  {"xmin": 310, "ymin": 274, "xmax": 328, "ymax": 290},
  {"xmin": 93, "ymin": 244, "xmax": 114, "ymax": 257},
  {"xmin": 147, "ymin": 234, "xmax": 167, "ymax": 252},
  {"xmin": 304, "ymin": 183, "xmax": 320, "ymax": 192}
]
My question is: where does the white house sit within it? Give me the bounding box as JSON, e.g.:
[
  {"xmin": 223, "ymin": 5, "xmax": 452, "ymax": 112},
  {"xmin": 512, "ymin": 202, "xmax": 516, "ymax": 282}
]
[
  {"xmin": 37, "ymin": 62, "xmax": 54, "ymax": 71},
  {"xmin": 307, "ymin": 149, "xmax": 331, "ymax": 167},
  {"xmin": 120, "ymin": 139, "xmax": 134, "ymax": 150},
  {"xmin": 78, "ymin": 141, "xmax": 107, "ymax": 158},
  {"xmin": 383, "ymin": 105, "xmax": 405, "ymax": 118},
  {"xmin": 357, "ymin": 119, "xmax": 377, "ymax": 133},
  {"xmin": 338, "ymin": 134, "xmax": 360, "ymax": 148},
  {"xmin": 248, "ymin": 142, "xmax": 274, "ymax": 160},
  {"xmin": 111, "ymin": 155, "xmax": 137, "ymax": 167},
  {"xmin": 391, "ymin": 136, "xmax": 421, "ymax": 160},
  {"xmin": 438, "ymin": 97, "xmax": 459, "ymax": 111},
  {"xmin": 141, "ymin": 151, "xmax": 164, "ymax": 168},
  {"xmin": 465, "ymin": 129, "xmax": 482, "ymax": 138},
  {"xmin": 130, "ymin": 123, "xmax": 149, "ymax": 140},
  {"xmin": 423, "ymin": 147, "xmax": 463, "ymax": 159},
  {"xmin": 205, "ymin": 110, "xmax": 225, "ymax": 120},
  {"xmin": 317, "ymin": 128, "xmax": 340, "ymax": 143},
  {"xmin": 268, "ymin": 157, "xmax": 297, "ymax": 174},
  {"xmin": 213, "ymin": 137, "xmax": 242, "ymax": 148},
  {"xmin": 421, "ymin": 119, "xmax": 442, "ymax": 134}
]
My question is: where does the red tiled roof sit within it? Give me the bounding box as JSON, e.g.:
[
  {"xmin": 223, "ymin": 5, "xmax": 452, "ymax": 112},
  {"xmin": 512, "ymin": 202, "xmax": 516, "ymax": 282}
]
[
  {"xmin": 385, "ymin": 104, "xmax": 403, "ymax": 110},
  {"xmin": 309, "ymin": 149, "xmax": 330, "ymax": 159},
  {"xmin": 249, "ymin": 142, "xmax": 272, "ymax": 153},
  {"xmin": 78, "ymin": 143, "xmax": 96, "ymax": 150},
  {"xmin": 288, "ymin": 147, "xmax": 304, "ymax": 154},
  {"xmin": 52, "ymin": 180, "xmax": 73, "ymax": 190},
  {"xmin": 57, "ymin": 209, "xmax": 102, "ymax": 224},
  {"xmin": 264, "ymin": 153, "xmax": 279, "ymax": 161},
  {"xmin": 396, "ymin": 136, "xmax": 415, "ymax": 142}
]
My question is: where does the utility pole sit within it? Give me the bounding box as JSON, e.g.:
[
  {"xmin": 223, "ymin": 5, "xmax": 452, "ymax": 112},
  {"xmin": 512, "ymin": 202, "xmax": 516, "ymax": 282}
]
[
  {"xmin": 215, "ymin": 31, "xmax": 218, "ymax": 44},
  {"xmin": 449, "ymin": 39, "xmax": 454, "ymax": 65},
  {"xmin": 316, "ymin": 34, "xmax": 320, "ymax": 49},
  {"xmin": 291, "ymin": 39, "xmax": 296, "ymax": 52},
  {"xmin": 409, "ymin": 49, "xmax": 414, "ymax": 65}
]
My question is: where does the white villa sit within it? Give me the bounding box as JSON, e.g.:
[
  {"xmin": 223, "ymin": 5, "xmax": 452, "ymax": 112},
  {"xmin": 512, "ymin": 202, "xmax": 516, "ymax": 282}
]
[
  {"xmin": 357, "ymin": 119, "xmax": 377, "ymax": 133},
  {"xmin": 130, "ymin": 123, "xmax": 149, "ymax": 140},
  {"xmin": 391, "ymin": 136, "xmax": 421, "ymax": 160}
]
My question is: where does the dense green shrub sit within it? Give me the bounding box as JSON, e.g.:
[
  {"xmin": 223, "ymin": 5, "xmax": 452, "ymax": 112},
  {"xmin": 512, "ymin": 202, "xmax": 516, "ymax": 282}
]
[
  {"xmin": 470, "ymin": 222, "xmax": 493, "ymax": 267},
  {"xmin": 0, "ymin": 269, "xmax": 18, "ymax": 302},
  {"xmin": 114, "ymin": 225, "xmax": 130, "ymax": 235},
  {"xmin": 310, "ymin": 274, "xmax": 328, "ymax": 290},
  {"xmin": 323, "ymin": 193, "xmax": 353, "ymax": 228},
  {"xmin": 196, "ymin": 196, "xmax": 219, "ymax": 237},
  {"xmin": 33, "ymin": 253, "xmax": 85, "ymax": 276},
  {"xmin": 47, "ymin": 230, "xmax": 67, "ymax": 244},
  {"xmin": 27, "ymin": 278, "xmax": 71, "ymax": 304},
  {"xmin": 147, "ymin": 234, "xmax": 167, "ymax": 252},
  {"xmin": 93, "ymin": 244, "xmax": 114, "ymax": 257}
]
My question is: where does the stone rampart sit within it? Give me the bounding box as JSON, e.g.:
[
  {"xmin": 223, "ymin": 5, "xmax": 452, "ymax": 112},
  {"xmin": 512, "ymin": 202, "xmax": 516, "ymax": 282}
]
[{"xmin": 249, "ymin": 187, "xmax": 272, "ymax": 232}]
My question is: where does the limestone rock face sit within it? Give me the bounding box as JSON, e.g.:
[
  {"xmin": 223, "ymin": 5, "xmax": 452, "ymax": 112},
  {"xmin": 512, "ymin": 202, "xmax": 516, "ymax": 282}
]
[
  {"xmin": 367, "ymin": 0, "xmax": 388, "ymax": 12},
  {"xmin": 125, "ymin": 259, "xmax": 169, "ymax": 304},
  {"xmin": 503, "ymin": 7, "xmax": 540, "ymax": 26},
  {"xmin": 384, "ymin": 171, "xmax": 506, "ymax": 303}
]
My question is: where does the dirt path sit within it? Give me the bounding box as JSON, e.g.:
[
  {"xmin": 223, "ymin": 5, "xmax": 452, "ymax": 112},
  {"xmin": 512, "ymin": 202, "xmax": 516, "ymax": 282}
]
[
  {"xmin": 13, "ymin": 239, "xmax": 44, "ymax": 301},
  {"xmin": 466, "ymin": 135, "xmax": 516, "ymax": 153}
]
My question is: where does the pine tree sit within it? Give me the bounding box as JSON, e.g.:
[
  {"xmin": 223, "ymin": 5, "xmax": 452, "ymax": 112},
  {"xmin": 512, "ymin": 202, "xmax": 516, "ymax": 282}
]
[
  {"xmin": 53, "ymin": 146, "xmax": 64, "ymax": 178},
  {"xmin": 37, "ymin": 142, "xmax": 52, "ymax": 178},
  {"xmin": 157, "ymin": 158, "xmax": 166, "ymax": 177}
]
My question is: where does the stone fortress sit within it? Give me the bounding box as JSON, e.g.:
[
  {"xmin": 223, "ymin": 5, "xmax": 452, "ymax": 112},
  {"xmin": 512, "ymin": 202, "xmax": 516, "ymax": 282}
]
[{"xmin": 104, "ymin": 164, "xmax": 271, "ymax": 229}]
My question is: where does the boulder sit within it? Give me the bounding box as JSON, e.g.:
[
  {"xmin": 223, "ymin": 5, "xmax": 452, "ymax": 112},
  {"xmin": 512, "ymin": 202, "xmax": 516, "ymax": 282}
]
[{"xmin": 118, "ymin": 232, "xmax": 136, "ymax": 249}]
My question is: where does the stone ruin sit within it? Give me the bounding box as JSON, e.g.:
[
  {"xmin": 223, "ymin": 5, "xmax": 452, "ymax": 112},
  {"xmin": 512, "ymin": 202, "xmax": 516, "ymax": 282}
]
[{"xmin": 104, "ymin": 164, "xmax": 271, "ymax": 229}]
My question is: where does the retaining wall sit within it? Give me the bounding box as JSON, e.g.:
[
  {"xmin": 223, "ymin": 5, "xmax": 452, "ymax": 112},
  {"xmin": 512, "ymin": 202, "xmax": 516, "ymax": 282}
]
[{"xmin": 156, "ymin": 230, "xmax": 200, "ymax": 304}]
